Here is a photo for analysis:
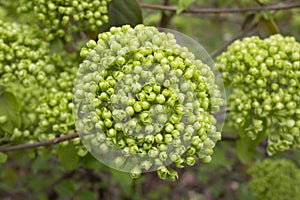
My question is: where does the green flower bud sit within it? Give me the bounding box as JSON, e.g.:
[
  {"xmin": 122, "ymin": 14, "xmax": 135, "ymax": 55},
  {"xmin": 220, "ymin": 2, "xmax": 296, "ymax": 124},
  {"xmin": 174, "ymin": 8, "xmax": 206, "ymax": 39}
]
[
  {"xmin": 130, "ymin": 166, "xmax": 142, "ymax": 179},
  {"xmin": 0, "ymin": 115, "xmax": 7, "ymax": 124},
  {"xmin": 157, "ymin": 166, "xmax": 169, "ymax": 180}
]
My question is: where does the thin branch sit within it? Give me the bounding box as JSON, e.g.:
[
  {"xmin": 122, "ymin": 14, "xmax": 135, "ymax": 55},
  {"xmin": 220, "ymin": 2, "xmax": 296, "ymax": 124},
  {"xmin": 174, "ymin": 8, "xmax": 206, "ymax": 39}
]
[
  {"xmin": 210, "ymin": 21, "xmax": 258, "ymax": 58},
  {"xmin": 159, "ymin": 0, "xmax": 175, "ymax": 28},
  {"xmin": 0, "ymin": 111, "xmax": 228, "ymax": 153},
  {"xmin": 139, "ymin": 2, "xmax": 300, "ymax": 14},
  {"xmin": 221, "ymin": 135, "xmax": 239, "ymax": 141},
  {"xmin": 0, "ymin": 133, "xmax": 82, "ymax": 152}
]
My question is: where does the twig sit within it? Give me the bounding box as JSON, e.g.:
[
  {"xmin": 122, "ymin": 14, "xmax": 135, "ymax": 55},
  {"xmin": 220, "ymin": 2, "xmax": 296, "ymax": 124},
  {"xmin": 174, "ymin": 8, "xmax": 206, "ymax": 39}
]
[
  {"xmin": 221, "ymin": 135, "xmax": 240, "ymax": 141},
  {"xmin": 139, "ymin": 2, "xmax": 300, "ymax": 14},
  {"xmin": 210, "ymin": 21, "xmax": 258, "ymax": 58},
  {"xmin": 0, "ymin": 133, "xmax": 82, "ymax": 152},
  {"xmin": 159, "ymin": 0, "xmax": 175, "ymax": 28}
]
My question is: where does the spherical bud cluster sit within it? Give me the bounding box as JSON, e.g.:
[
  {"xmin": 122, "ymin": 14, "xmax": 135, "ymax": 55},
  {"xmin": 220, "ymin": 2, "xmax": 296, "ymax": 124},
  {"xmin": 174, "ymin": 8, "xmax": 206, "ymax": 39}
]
[
  {"xmin": 18, "ymin": 0, "xmax": 111, "ymax": 40},
  {"xmin": 248, "ymin": 159, "xmax": 300, "ymax": 200},
  {"xmin": 74, "ymin": 25, "xmax": 223, "ymax": 180},
  {"xmin": 216, "ymin": 34, "xmax": 300, "ymax": 155},
  {"xmin": 0, "ymin": 20, "xmax": 50, "ymax": 87}
]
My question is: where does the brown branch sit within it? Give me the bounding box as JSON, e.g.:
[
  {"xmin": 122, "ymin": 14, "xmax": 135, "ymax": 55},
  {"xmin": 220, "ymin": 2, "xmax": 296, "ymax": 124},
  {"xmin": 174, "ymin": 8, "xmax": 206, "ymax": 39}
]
[
  {"xmin": 139, "ymin": 2, "xmax": 300, "ymax": 14},
  {"xmin": 0, "ymin": 111, "xmax": 228, "ymax": 153},
  {"xmin": 0, "ymin": 133, "xmax": 82, "ymax": 152},
  {"xmin": 221, "ymin": 134, "xmax": 239, "ymax": 141},
  {"xmin": 210, "ymin": 21, "xmax": 258, "ymax": 58},
  {"xmin": 159, "ymin": 0, "xmax": 175, "ymax": 28}
]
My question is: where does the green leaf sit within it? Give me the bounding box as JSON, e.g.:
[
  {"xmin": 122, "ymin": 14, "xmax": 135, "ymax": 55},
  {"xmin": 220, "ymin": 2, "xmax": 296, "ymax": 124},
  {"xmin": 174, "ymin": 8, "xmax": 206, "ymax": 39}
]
[
  {"xmin": 58, "ymin": 142, "xmax": 79, "ymax": 171},
  {"xmin": 54, "ymin": 180, "xmax": 75, "ymax": 197},
  {"xmin": 0, "ymin": 167, "xmax": 17, "ymax": 183},
  {"xmin": 261, "ymin": 10, "xmax": 271, "ymax": 20},
  {"xmin": 28, "ymin": 176, "xmax": 52, "ymax": 193},
  {"xmin": 0, "ymin": 91, "xmax": 21, "ymax": 133},
  {"xmin": 110, "ymin": 169, "xmax": 133, "ymax": 198},
  {"xmin": 32, "ymin": 154, "xmax": 50, "ymax": 174},
  {"xmin": 0, "ymin": 152, "xmax": 7, "ymax": 163},
  {"xmin": 79, "ymin": 153, "xmax": 108, "ymax": 171},
  {"xmin": 75, "ymin": 190, "xmax": 97, "ymax": 200},
  {"xmin": 177, "ymin": 0, "xmax": 196, "ymax": 14},
  {"xmin": 146, "ymin": 185, "xmax": 170, "ymax": 200},
  {"xmin": 236, "ymin": 130, "xmax": 266, "ymax": 164},
  {"xmin": 258, "ymin": 17, "xmax": 279, "ymax": 38},
  {"xmin": 236, "ymin": 138, "xmax": 254, "ymax": 164},
  {"xmin": 241, "ymin": 13, "xmax": 256, "ymax": 31},
  {"xmin": 211, "ymin": 145, "xmax": 232, "ymax": 171},
  {"xmin": 105, "ymin": 0, "xmax": 143, "ymax": 29}
]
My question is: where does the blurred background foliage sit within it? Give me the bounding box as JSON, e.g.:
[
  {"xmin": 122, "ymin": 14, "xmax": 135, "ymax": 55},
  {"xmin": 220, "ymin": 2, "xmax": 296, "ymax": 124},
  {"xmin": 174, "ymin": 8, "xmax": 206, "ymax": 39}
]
[{"xmin": 1, "ymin": 0, "xmax": 300, "ymax": 199}]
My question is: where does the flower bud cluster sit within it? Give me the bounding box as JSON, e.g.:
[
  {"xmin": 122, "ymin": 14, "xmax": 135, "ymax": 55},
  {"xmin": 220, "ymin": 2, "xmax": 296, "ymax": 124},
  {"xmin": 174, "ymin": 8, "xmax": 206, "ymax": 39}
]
[
  {"xmin": 0, "ymin": 20, "xmax": 51, "ymax": 140},
  {"xmin": 216, "ymin": 34, "xmax": 300, "ymax": 155},
  {"xmin": 74, "ymin": 25, "xmax": 223, "ymax": 180},
  {"xmin": 36, "ymin": 90, "xmax": 74, "ymax": 136},
  {"xmin": 0, "ymin": 20, "xmax": 50, "ymax": 87},
  {"xmin": 34, "ymin": 54, "xmax": 79, "ymax": 140},
  {"xmin": 18, "ymin": 0, "xmax": 111, "ymax": 40},
  {"xmin": 248, "ymin": 159, "xmax": 300, "ymax": 200},
  {"xmin": 0, "ymin": 20, "xmax": 80, "ymax": 150}
]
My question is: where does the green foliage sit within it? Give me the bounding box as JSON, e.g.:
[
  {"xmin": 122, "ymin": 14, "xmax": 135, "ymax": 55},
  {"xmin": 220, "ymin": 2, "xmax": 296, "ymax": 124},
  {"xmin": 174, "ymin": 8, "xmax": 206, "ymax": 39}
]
[
  {"xmin": 106, "ymin": 0, "xmax": 143, "ymax": 28},
  {"xmin": 216, "ymin": 34, "xmax": 300, "ymax": 155},
  {"xmin": 76, "ymin": 190, "xmax": 97, "ymax": 200},
  {"xmin": 0, "ymin": 92, "xmax": 21, "ymax": 134},
  {"xmin": 0, "ymin": 152, "xmax": 7, "ymax": 163},
  {"xmin": 248, "ymin": 159, "xmax": 300, "ymax": 200},
  {"xmin": 236, "ymin": 130, "xmax": 265, "ymax": 164},
  {"xmin": 58, "ymin": 142, "xmax": 79, "ymax": 171},
  {"xmin": 176, "ymin": 0, "xmax": 196, "ymax": 14},
  {"xmin": 54, "ymin": 179, "xmax": 75, "ymax": 197}
]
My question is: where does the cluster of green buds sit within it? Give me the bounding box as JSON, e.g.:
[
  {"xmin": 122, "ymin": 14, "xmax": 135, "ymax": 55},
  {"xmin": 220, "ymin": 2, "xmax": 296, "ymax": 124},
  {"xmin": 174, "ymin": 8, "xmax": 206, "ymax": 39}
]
[
  {"xmin": 0, "ymin": 20, "xmax": 81, "ymax": 147},
  {"xmin": 18, "ymin": 0, "xmax": 111, "ymax": 41},
  {"xmin": 248, "ymin": 159, "xmax": 300, "ymax": 200},
  {"xmin": 216, "ymin": 34, "xmax": 300, "ymax": 155},
  {"xmin": 0, "ymin": 20, "xmax": 51, "ymax": 140},
  {"xmin": 0, "ymin": 20, "xmax": 50, "ymax": 87},
  {"xmin": 33, "ymin": 52, "xmax": 80, "ymax": 139},
  {"xmin": 74, "ymin": 24, "xmax": 223, "ymax": 180},
  {"xmin": 36, "ymin": 90, "xmax": 74, "ymax": 137}
]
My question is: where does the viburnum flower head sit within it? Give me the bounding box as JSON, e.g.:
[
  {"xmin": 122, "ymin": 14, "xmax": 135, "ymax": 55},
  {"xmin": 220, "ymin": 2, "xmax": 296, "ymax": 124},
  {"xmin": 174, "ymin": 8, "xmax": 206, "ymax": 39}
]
[
  {"xmin": 217, "ymin": 34, "xmax": 300, "ymax": 155},
  {"xmin": 73, "ymin": 24, "xmax": 224, "ymax": 180}
]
